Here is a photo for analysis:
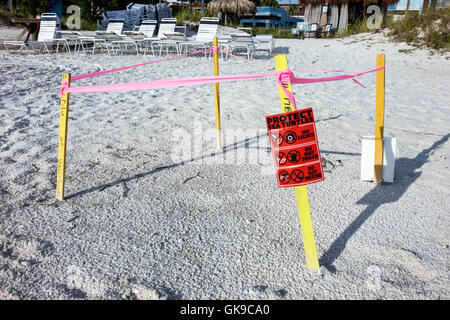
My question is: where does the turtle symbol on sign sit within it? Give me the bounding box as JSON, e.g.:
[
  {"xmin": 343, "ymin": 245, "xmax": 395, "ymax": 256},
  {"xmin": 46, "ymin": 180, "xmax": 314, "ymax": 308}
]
[
  {"xmin": 284, "ymin": 131, "xmax": 297, "ymax": 145},
  {"xmin": 291, "ymin": 169, "xmax": 304, "ymax": 183},
  {"xmin": 279, "ymin": 170, "xmax": 291, "ymax": 184},
  {"xmin": 276, "ymin": 152, "xmax": 287, "ymax": 165}
]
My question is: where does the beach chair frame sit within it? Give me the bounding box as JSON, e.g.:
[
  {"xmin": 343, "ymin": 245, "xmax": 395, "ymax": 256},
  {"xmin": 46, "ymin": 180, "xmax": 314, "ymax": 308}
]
[
  {"xmin": 224, "ymin": 33, "xmax": 256, "ymax": 60},
  {"xmin": 254, "ymin": 34, "xmax": 274, "ymax": 54},
  {"xmin": 304, "ymin": 23, "xmax": 318, "ymax": 38},
  {"xmin": 3, "ymin": 13, "xmax": 70, "ymax": 53},
  {"xmin": 178, "ymin": 17, "xmax": 219, "ymax": 57}
]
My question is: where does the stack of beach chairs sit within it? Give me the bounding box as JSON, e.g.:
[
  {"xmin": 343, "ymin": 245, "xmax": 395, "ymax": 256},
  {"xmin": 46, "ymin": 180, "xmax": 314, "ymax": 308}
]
[
  {"xmin": 97, "ymin": 3, "xmax": 173, "ymax": 32},
  {"xmin": 155, "ymin": 3, "xmax": 173, "ymax": 21}
]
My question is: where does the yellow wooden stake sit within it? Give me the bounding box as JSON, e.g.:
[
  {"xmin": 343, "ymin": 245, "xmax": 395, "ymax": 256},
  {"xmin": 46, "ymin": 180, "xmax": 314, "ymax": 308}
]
[
  {"xmin": 213, "ymin": 37, "xmax": 222, "ymax": 149},
  {"xmin": 374, "ymin": 54, "xmax": 385, "ymax": 183},
  {"xmin": 56, "ymin": 73, "xmax": 71, "ymax": 200},
  {"xmin": 274, "ymin": 55, "xmax": 320, "ymax": 271}
]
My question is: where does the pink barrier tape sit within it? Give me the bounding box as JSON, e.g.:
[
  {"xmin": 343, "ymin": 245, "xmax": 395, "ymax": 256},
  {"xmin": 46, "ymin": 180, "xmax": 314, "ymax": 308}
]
[
  {"xmin": 59, "ymin": 79, "xmax": 69, "ymax": 98},
  {"xmin": 219, "ymin": 49, "xmax": 345, "ymax": 74},
  {"xmin": 276, "ymin": 67, "xmax": 385, "ymax": 109},
  {"xmin": 61, "ymin": 72, "xmax": 278, "ymax": 96},
  {"xmin": 352, "ymin": 78, "xmax": 367, "ymax": 88},
  {"xmin": 71, "ymin": 48, "xmax": 215, "ymax": 82},
  {"xmin": 213, "ymin": 45, "xmax": 219, "ymax": 56},
  {"xmin": 59, "ymin": 66, "xmax": 384, "ymax": 98}
]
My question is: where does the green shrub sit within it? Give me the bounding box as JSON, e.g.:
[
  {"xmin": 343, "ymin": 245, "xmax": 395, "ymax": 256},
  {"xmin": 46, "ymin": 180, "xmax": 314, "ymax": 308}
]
[
  {"xmin": 174, "ymin": 8, "xmax": 211, "ymax": 24},
  {"xmin": 387, "ymin": 7, "xmax": 450, "ymax": 53},
  {"xmin": 343, "ymin": 17, "xmax": 372, "ymax": 36}
]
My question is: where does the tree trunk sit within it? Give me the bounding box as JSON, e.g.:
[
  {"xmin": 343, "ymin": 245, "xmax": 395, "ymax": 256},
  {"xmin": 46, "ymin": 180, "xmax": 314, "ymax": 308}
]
[
  {"xmin": 311, "ymin": 4, "xmax": 322, "ymax": 24},
  {"xmin": 329, "ymin": 4, "xmax": 339, "ymax": 29},
  {"xmin": 305, "ymin": 4, "xmax": 311, "ymax": 22},
  {"xmin": 9, "ymin": 0, "xmax": 17, "ymax": 13},
  {"xmin": 338, "ymin": 2, "xmax": 348, "ymax": 34},
  {"xmin": 305, "ymin": 4, "xmax": 322, "ymax": 25},
  {"xmin": 422, "ymin": 0, "xmax": 430, "ymax": 13},
  {"xmin": 381, "ymin": 5, "xmax": 387, "ymax": 28}
]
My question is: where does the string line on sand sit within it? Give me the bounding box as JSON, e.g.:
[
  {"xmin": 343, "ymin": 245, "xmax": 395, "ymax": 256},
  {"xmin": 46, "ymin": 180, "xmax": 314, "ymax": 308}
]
[
  {"xmin": 71, "ymin": 45, "xmax": 364, "ymax": 84},
  {"xmin": 71, "ymin": 48, "xmax": 215, "ymax": 81}
]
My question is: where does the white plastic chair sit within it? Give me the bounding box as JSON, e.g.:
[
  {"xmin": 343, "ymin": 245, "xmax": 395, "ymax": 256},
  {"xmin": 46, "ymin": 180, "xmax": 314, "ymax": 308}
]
[
  {"xmin": 223, "ymin": 33, "xmax": 256, "ymax": 59},
  {"xmin": 3, "ymin": 13, "xmax": 69, "ymax": 53},
  {"xmin": 76, "ymin": 19, "xmax": 127, "ymax": 54},
  {"xmin": 152, "ymin": 32, "xmax": 189, "ymax": 56},
  {"xmin": 254, "ymin": 34, "xmax": 274, "ymax": 54},
  {"xmin": 178, "ymin": 17, "xmax": 219, "ymax": 56},
  {"xmin": 145, "ymin": 18, "xmax": 178, "ymax": 55},
  {"xmin": 123, "ymin": 20, "xmax": 157, "ymax": 39}
]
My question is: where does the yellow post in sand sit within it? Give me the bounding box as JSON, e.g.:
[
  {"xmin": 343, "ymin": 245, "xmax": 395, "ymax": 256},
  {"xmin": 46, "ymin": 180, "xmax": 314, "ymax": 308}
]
[
  {"xmin": 213, "ymin": 37, "xmax": 222, "ymax": 149},
  {"xmin": 56, "ymin": 73, "xmax": 71, "ymax": 201},
  {"xmin": 374, "ymin": 54, "xmax": 385, "ymax": 184},
  {"xmin": 274, "ymin": 55, "xmax": 320, "ymax": 271}
]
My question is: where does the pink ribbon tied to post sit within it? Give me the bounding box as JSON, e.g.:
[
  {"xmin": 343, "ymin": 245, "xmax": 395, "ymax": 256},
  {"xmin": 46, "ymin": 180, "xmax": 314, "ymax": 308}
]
[
  {"xmin": 276, "ymin": 67, "xmax": 386, "ymax": 109},
  {"xmin": 59, "ymin": 79, "xmax": 69, "ymax": 98},
  {"xmin": 213, "ymin": 46, "xmax": 219, "ymax": 56},
  {"xmin": 277, "ymin": 69, "xmax": 297, "ymax": 110}
]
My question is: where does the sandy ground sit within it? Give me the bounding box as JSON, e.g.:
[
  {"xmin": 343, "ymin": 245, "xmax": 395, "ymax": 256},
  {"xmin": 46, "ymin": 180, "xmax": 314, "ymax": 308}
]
[{"xmin": 0, "ymin": 27, "xmax": 449, "ymax": 300}]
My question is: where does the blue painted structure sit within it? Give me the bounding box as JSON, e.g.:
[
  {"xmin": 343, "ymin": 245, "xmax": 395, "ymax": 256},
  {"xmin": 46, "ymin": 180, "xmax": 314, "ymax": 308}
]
[
  {"xmin": 240, "ymin": 7, "xmax": 303, "ymax": 29},
  {"xmin": 48, "ymin": 0, "xmax": 62, "ymax": 18}
]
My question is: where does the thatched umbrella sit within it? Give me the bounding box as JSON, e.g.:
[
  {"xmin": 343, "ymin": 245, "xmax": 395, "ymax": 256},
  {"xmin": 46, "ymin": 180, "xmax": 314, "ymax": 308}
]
[{"xmin": 207, "ymin": 0, "xmax": 257, "ymax": 25}]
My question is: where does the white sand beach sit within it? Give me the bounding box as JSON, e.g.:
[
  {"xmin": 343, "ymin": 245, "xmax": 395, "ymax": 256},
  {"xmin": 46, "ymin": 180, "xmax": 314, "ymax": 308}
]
[{"xmin": 0, "ymin": 28, "xmax": 449, "ymax": 299}]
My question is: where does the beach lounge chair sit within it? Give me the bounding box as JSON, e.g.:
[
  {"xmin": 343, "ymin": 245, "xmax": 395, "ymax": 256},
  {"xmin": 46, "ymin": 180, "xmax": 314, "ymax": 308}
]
[
  {"xmin": 178, "ymin": 17, "xmax": 219, "ymax": 55},
  {"xmin": 254, "ymin": 34, "xmax": 274, "ymax": 54},
  {"xmin": 292, "ymin": 22, "xmax": 309, "ymax": 39},
  {"xmin": 137, "ymin": 18, "xmax": 178, "ymax": 55},
  {"xmin": 118, "ymin": 19, "xmax": 158, "ymax": 54},
  {"xmin": 76, "ymin": 19, "xmax": 122, "ymax": 54},
  {"xmin": 76, "ymin": 19, "xmax": 131, "ymax": 54},
  {"xmin": 151, "ymin": 32, "xmax": 189, "ymax": 56},
  {"xmin": 318, "ymin": 24, "xmax": 335, "ymax": 38},
  {"xmin": 3, "ymin": 13, "xmax": 69, "ymax": 53},
  {"xmin": 304, "ymin": 23, "xmax": 318, "ymax": 38},
  {"xmin": 144, "ymin": 18, "xmax": 177, "ymax": 41},
  {"xmin": 223, "ymin": 33, "xmax": 256, "ymax": 59},
  {"xmin": 57, "ymin": 30, "xmax": 84, "ymax": 52},
  {"xmin": 123, "ymin": 20, "xmax": 157, "ymax": 39},
  {"xmin": 96, "ymin": 19, "xmax": 134, "ymax": 54},
  {"xmin": 135, "ymin": 18, "xmax": 177, "ymax": 55}
]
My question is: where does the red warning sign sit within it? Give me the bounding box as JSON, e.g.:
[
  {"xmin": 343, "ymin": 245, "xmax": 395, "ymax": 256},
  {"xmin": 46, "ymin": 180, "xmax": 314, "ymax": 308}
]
[
  {"xmin": 266, "ymin": 108, "xmax": 324, "ymax": 187},
  {"xmin": 268, "ymin": 123, "xmax": 317, "ymax": 148},
  {"xmin": 273, "ymin": 143, "xmax": 320, "ymax": 167}
]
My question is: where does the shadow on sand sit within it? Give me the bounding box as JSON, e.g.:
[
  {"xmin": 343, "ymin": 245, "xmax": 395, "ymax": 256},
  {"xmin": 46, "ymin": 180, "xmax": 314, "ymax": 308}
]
[
  {"xmin": 67, "ymin": 129, "xmax": 358, "ymax": 200},
  {"xmin": 319, "ymin": 134, "xmax": 450, "ymax": 271},
  {"xmin": 66, "ymin": 133, "xmax": 267, "ymax": 199}
]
